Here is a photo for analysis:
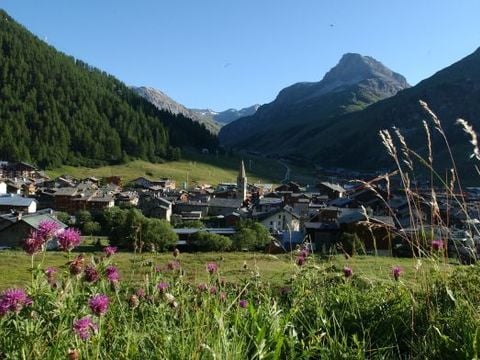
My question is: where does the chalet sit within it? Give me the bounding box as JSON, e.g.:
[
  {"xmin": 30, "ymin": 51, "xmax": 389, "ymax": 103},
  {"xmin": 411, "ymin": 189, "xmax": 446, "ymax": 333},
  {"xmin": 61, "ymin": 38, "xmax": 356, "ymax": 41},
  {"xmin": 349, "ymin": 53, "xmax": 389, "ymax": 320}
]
[
  {"xmin": 1, "ymin": 162, "xmax": 38, "ymax": 179},
  {"xmin": 255, "ymin": 206, "xmax": 300, "ymax": 232},
  {"xmin": 275, "ymin": 182, "xmax": 301, "ymax": 193},
  {"xmin": 139, "ymin": 194, "xmax": 173, "ymax": 222},
  {"xmin": 0, "ymin": 209, "xmax": 67, "ymax": 249},
  {"xmin": 255, "ymin": 197, "xmax": 283, "ymax": 213},
  {"xmin": 115, "ymin": 192, "xmax": 139, "ymax": 206},
  {"xmin": 208, "ymin": 198, "xmax": 242, "ymax": 216},
  {"xmin": 316, "ymin": 182, "xmax": 345, "ymax": 199},
  {"xmin": 0, "ymin": 195, "xmax": 37, "ymax": 214}
]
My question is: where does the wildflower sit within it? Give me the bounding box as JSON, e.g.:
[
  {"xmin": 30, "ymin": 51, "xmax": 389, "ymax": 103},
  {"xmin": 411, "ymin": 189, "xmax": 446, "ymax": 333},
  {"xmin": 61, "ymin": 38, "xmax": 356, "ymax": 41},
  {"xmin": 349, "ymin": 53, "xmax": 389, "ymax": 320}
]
[
  {"xmin": 69, "ymin": 254, "xmax": 85, "ymax": 275},
  {"xmin": 173, "ymin": 248, "xmax": 180, "ymax": 258},
  {"xmin": 432, "ymin": 239, "xmax": 444, "ymax": 251},
  {"xmin": 88, "ymin": 294, "xmax": 109, "ymax": 315},
  {"xmin": 103, "ymin": 246, "xmax": 117, "ymax": 257},
  {"xmin": 167, "ymin": 260, "xmax": 180, "ymax": 271},
  {"xmin": 299, "ymin": 249, "xmax": 309, "ymax": 258},
  {"xmin": 392, "ymin": 266, "xmax": 402, "ymax": 281},
  {"xmin": 135, "ymin": 288, "xmax": 146, "ymax": 299},
  {"xmin": 57, "ymin": 228, "xmax": 81, "ymax": 252},
  {"xmin": 45, "ymin": 267, "xmax": 57, "ymax": 284},
  {"xmin": 219, "ymin": 292, "xmax": 227, "ymax": 301},
  {"xmin": 343, "ymin": 266, "xmax": 353, "ymax": 278},
  {"xmin": 197, "ymin": 283, "xmax": 207, "ymax": 292},
  {"xmin": 105, "ymin": 265, "xmax": 120, "ymax": 283},
  {"xmin": 0, "ymin": 288, "xmax": 32, "ymax": 315},
  {"xmin": 37, "ymin": 219, "xmax": 61, "ymax": 240},
  {"xmin": 73, "ymin": 316, "xmax": 98, "ymax": 340},
  {"xmin": 128, "ymin": 295, "xmax": 139, "ymax": 309},
  {"xmin": 239, "ymin": 299, "xmax": 248, "ymax": 308},
  {"xmin": 155, "ymin": 265, "xmax": 162, "ymax": 272},
  {"xmin": 296, "ymin": 256, "xmax": 306, "ymax": 266},
  {"xmin": 157, "ymin": 282, "xmax": 169, "ymax": 293},
  {"xmin": 206, "ymin": 262, "xmax": 218, "ymax": 274},
  {"xmin": 23, "ymin": 230, "xmax": 44, "ymax": 255},
  {"xmin": 209, "ymin": 286, "xmax": 217, "ymax": 295},
  {"xmin": 84, "ymin": 265, "xmax": 100, "ymax": 283}
]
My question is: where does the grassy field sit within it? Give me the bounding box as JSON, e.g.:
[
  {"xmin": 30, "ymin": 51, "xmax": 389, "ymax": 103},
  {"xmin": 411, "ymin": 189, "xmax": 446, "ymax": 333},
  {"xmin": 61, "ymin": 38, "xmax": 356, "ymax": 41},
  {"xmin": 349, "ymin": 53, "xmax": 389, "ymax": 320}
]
[
  {"xmin": 46, "ymin": 149, "xmax": 317, "ymax": 186},
  {"xmin": 0, "ymin": 248, "xmax": 454, "ymax": 290}
]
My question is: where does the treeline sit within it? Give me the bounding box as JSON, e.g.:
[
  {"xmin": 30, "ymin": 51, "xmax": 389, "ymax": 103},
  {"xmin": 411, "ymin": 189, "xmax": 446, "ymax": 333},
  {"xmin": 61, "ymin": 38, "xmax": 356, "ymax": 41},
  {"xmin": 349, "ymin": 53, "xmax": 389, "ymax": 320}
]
[{"xmin": 0, "ymin": 10, "xmax": 217, "ymax": 168}]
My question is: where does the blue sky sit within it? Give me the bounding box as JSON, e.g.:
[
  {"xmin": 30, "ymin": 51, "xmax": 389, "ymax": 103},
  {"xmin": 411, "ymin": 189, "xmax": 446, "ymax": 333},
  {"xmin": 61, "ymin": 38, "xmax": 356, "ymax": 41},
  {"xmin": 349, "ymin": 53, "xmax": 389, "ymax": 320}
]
[{"xmin": 2, "ymin": 1, "xmax": 480, "ymax": 110}]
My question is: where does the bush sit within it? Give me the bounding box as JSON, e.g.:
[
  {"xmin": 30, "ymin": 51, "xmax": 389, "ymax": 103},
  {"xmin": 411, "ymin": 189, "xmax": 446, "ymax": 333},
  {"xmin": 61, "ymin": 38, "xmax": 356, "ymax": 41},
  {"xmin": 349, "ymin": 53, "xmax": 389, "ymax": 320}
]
[
  {"xmin": 233, "ymin": 220, "xmax": 271, "ymax": 251},
  {"xmin": 193, "ymin": 231, "xmax": 232, "ymax": 251}
]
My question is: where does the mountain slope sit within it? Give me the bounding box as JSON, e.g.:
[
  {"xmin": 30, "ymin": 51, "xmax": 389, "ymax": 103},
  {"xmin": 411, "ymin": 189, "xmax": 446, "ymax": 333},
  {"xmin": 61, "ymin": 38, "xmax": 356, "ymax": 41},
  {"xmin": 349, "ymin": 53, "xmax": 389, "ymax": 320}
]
[
  {"xmin": 0, "ymin": 10, "xmax": 217, "ymax": 168},
  {"xmin": 191, "ymin": 105, "xmax": 261, "ymax": 125},
  {"xmin": 132, "ymin": 86, "xmax": 222, "ymax": 134},
  {"xmin": 219, "ymin": 53, "xmax": 409, "ymax": 150}
]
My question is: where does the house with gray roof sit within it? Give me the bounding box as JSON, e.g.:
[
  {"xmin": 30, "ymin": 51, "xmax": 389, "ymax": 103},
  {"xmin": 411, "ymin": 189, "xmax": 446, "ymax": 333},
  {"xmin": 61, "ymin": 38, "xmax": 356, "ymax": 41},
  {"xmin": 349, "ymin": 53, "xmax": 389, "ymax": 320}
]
[{"xmin": 0, "ymin": 194, "xmax": 37, "ymax": 214}]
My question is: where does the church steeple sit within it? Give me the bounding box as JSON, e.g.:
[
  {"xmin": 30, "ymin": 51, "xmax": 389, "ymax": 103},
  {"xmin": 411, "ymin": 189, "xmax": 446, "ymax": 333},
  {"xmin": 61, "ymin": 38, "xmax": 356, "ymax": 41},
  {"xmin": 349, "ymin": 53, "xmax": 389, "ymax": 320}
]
[{"xmin": 237, "ymin": 160, "xmax": 247, "ymax": 201}]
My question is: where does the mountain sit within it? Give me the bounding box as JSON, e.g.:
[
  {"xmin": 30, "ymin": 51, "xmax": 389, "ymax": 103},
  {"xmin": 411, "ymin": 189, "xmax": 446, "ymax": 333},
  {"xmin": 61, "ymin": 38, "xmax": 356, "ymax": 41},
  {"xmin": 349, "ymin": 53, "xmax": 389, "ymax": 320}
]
[
  {"xmin": 191, "ymin": 105, "xmax": 261, "ymax": 125},
  {"xmin": 132, "ymin": 87, "xmax": 222, "ymax": 134},
  {"xmin": 0, "ymin": 10, "xmax": 217, "ymax": 168},
  {"xmin": 219, "ymin": 53, "xmax": 409, "ymax": 150},
  {"xmin": 301, "ymin": 46, "xmax": 480, "ymax": 175}
]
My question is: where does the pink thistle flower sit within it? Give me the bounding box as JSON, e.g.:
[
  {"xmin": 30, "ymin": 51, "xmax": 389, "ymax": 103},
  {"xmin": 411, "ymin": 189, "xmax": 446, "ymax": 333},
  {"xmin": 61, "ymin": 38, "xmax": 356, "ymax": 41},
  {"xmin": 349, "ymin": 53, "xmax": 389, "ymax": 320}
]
[
  {"xmin": 103, "ymin": 246, "xmax": 117, "ymax": 257},
  {"xmin": 69, "ymin": 254, "xmax": 85, "ymax": 275},
  {"xmin": 88, "ymin": 294, "xmax": 109, "ymax": 315},
  {"xmin": 209, "ymin": 286, "xmax": 217, "ymax": 295},
  {"xmin": 73, "ymin": 316, "xmax": 98, "ymax": 340},
  {"xmin": 432, "ymin": 239, "xmax": 444, "ymax": 251},
  {"xmin": 0, "ymin": 288, "xmax": 32, "ymax": 315},
  {"xmin": 23, "ymin": 230, "xmax": 44, "ymax": 255},
  {"xmin": 296, "ymin": 256, "xmax": 306, "ymax": 266},
  {"xmin": 105, "ymin": 265, "xmax": 120, "ymax": 283},
  {"xmin": 343, "ymin": 266, "xmax": 353, "ymax": 278},
  {"xmin": 57, "ymin": 228, "xmax": 81, "ymax": 252},
  {"xmin": 45, "ymin": 267, "xmax": 57, "ymax": 278},
  {"xmin": 392, "ymin": 266, "xmax": 402, "ymax": 281},
  {"xmin": 299, "ymin": 249, "xmax": 309, "ymax": 258},
  {"xmin": 157, "ymin": 282, "xmax": 169, "ymax": 293},
  {"xmin": 197, "ymin": 283, "xmax": 207, "ymax": 292},
  {"xmin": 135, "ymin": 288, "xmax": 146, "ymax": 299},
  {"xmin": 167, "ymin": 260, "xmax": 180, "ymax": 271},
  {"xmin": 206, "ymin": 262, "xmax": 218, "ymax": 274},
  {"xmin": 37, "ymin": 219, "xmax": 61, "ymax": 240},
  {"xmin": 84, "ymin": 265, "xmax": 100, "ymax": 283},
  {"xmin": 239, "ymin": 299, "xmax": 248, "ymax": 308}
]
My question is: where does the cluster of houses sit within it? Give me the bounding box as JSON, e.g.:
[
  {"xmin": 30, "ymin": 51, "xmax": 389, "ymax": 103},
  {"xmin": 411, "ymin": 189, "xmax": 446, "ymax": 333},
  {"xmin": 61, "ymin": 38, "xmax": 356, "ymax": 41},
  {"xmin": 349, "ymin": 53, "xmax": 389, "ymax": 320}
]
[{"xmin": 1, "ymin": 160, "xmax": 480, "ymax": 256}]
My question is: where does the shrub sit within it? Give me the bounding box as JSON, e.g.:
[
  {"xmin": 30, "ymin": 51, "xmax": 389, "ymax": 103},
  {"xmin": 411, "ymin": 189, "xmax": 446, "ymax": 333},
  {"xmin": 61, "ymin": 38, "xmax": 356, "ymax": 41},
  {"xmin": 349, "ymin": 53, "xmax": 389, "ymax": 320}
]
[{"xmin": 193, "ymin": 231, "xmax": 232, "ymax": 251}]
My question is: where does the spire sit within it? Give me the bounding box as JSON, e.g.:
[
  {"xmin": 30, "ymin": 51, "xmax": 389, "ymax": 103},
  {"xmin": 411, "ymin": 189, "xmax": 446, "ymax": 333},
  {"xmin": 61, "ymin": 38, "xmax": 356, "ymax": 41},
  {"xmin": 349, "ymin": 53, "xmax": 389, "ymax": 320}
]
[{"xmin": 239, "ymin": 160, "xmax": 246, "ymax": 179}]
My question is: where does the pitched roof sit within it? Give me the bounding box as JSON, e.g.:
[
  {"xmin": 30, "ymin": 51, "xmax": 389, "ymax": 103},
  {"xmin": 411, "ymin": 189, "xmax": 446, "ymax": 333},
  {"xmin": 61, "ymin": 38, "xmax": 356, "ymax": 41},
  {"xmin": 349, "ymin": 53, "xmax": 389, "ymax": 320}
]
[{"xmin": 0, "ymin": 195, "xmax": 36, "ymax": 207}]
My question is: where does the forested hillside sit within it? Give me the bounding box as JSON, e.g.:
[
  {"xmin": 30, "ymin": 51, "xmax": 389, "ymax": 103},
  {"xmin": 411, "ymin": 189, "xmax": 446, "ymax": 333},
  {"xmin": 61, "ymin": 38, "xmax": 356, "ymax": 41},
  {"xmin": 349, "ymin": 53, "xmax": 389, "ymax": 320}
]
[{"xmin": 0, "ymin": 10, "xmax": 217, "ymax": 168}]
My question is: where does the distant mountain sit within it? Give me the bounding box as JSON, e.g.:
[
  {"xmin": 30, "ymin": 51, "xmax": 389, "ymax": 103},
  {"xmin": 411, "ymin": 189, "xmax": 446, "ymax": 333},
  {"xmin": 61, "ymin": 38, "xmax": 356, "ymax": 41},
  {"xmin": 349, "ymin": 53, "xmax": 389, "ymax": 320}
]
[
  {"xmin": 219, "ymin": 53, "xmax": 409, "ymax": 149},
  {"xmin": 0, "ymin": 10, "xmax": 217, "ymax": 168},
  {"xmin": 191, "ymin": 105, "xmax": 261, "ymax": 125},
  {"xmin": 133, "ymin": 86, "xmax": 260, "ymax": 133}
]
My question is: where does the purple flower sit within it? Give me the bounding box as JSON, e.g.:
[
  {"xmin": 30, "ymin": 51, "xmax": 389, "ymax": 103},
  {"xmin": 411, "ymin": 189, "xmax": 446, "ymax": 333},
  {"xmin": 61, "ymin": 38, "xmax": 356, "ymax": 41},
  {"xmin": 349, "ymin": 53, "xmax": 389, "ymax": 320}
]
[
  {"xmin": 105, "ymin": 265, "xmax": 120, "ymax": 283},
  {"xmin": 432, "ymin": 239, "xmax": 444, "ymax": 251},
  {"xmin": 103, "ymin": 246, "xmax": 117, "ymax": 257},
  {"xmin": 343, "ymin": 266, "xmax": 353, "ymax": 278},
  {"xmin": 0, "ymin": 288, "xmax": 32, "ymax": 315},
  {"xmin": 209, "ymin": 286, "xmax": 217, "ymax": 295},
  {"xmin": 167, "ymin": 260, "xmax": 180, "ymax": 271},
  {"xmin": 239, "ymin": 299, "xmax": 248, "ymax": 308},
  {"xmin": 38, "ymin": 219, "xmax": 61, "ymax": 240},
  {"xmin": 299, "ymin": 249, "xmax": 309, "ymax": 258},
  {"xmin": 392, "ymin": 266, "xmax": 402, "ymax": 281},
  {"xmin": 69, "ymin": 254, "xmax": 85, "ymax": 275},
  {"xmin": 84, "ymin": 265, "xmax": 100, "ymax": 283},
  {"xmin": 206, "ymin": 262, "xmax": 218, "ymax": 274},
  {"xmin": 88, "ymin": 294, "xmax": 109, "ymax": 315},
  {"xmin": 45, "ymin": 267, "xmax": 57, "ymax": 278},
  {"xmin": 57, "ymin": 228, "xmax": 81, "ymax": 252},
  {"xmin": 135, "ymin": 288, "xmax": 146, "ymax": 299},
  {"xmin": 23, "ymin": 230, "xmax": 44, "ymax": 255},
  {"xmin": 296, "ymin": 256, "xmax": 306, "ymax": 266},
  {"xmin": 197, "ymin": 283, "xmax": 207, "ymax": 292},
  {"xmin": 73, "ymin": 316, "xmax": 98, "ymax": 340},
  {"xmin": 157, "ymin": 282, "xmax": 169, "ymax": 293}
]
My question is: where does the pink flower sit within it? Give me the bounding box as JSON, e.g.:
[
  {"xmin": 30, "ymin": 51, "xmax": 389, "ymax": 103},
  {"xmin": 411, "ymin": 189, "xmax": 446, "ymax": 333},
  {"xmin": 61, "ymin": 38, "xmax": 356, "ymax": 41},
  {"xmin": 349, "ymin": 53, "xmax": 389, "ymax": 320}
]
[
  {"xmin": 23, "ymin": 230, "xmax": 44, "ymax": 255},
  {"xmin": 197, "ymin": 283, "xmax": 207, "ymax": 292},
  {"xmin": 157, "ymin": 282, "xmax": 169, "ymax": 293},
  {"xmin": 105, "ymin": 265, "xmax": 120, "ymax": 283},
  {"xmin": 432, "ymin": 240, "xmax": 444, "ymax": 251},
  {"xmin": 209, "ymin": 286, "xmax": 217, "ymax": 295},
  {"xmin": 167, "ymin": 260, "xmax": 180, "ymax": 271},
  {"xmin": 299, "ymin": 249, "xmax": 309, "ymax": 258},
  {"xmin": 103, "ymin": 246, "xmax": 117, "ymax": 257},
  {"xmin": 206, "ymin": 262, "xmax": 218, "ymax": 274},
  {"xmin": 69, "ymin": 254, "xmax": 85, "ymax": 275},
  {"xmin": 392, "ymin": 266, "xmax": 402, "ymax": 281},
  {"xmin": 0, "ymin": 288, "xmax": 32, "ymax": 315},
  {"xmin": 296, "ymin": 256, "xmax": 306, "ymax": 266},
  {"xmin": 84, "ymin": 265, "xmax": 100, "ymax": 283},
  {"xmin": 57, "ymin": 228, "xmax": 81, "ymax": 251},
  {"xmin": 45, "ymin": 267, "xmax": 57, "ymax": 278},
  {"xmin": 88, "ymin": 294, "xmax": 109, "ymax": 315},
  {"xmin": 239, "ymin": 299, "xmax": 248, "ymax": 308},
  {"xmin": 343, "ymin": 266, "xmax": 353, "ymax": 278},
  {"xmin": 135, "ymin": 288, "xmax": 146, "ymax": 299},
  {"xmin": 73, "ymin": 316, "xmax": 98, "ymax": 340},
  {"xmin": 37, "ymin": 219, "xmax": 61, "ymax": 240}
]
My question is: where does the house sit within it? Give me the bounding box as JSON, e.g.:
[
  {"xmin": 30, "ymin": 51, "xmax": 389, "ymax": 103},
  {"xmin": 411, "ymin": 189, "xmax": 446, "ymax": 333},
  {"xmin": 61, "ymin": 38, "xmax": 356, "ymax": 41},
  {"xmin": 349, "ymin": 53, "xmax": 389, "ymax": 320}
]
[
  {"xmin": 316, "ymin": 182, "xmax": 345, "ymax": 199},
  {"xmin": 255, "ymin": 197, "xmax": 283, "ymax": 213},
  {"xmin": 139, "ymin": 194, "xmax": 173, "ymax": 222},
  {"xmin": 208, "ymin": 198, "xmax": 242, "ymax": 216},
  {"xmin": 275, "ymin": 182, "xmax": 301, "ymax": 193},
  {"xmin": 0, "ymin": 209, "xmax": 67, "ymax": 249},
  {"xmin": 255, "ymin": 206, "xmax": 300, "ymax": 232},
  {"xmin": 0, "ymin": 194, "xmax": 37, "ymax": 214},
  {"xmin": 1, "ymin": 162, "xmax": 38, "ymax": 179}
]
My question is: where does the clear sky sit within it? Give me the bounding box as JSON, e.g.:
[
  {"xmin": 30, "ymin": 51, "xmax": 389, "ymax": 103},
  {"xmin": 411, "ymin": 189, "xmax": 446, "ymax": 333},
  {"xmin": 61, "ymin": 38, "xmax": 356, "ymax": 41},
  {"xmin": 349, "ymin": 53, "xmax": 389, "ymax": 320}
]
[{"xmin": 2, "ymin": 0, "xmax": 480, "ymax": 110}]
